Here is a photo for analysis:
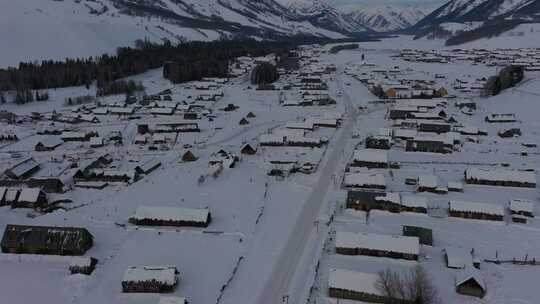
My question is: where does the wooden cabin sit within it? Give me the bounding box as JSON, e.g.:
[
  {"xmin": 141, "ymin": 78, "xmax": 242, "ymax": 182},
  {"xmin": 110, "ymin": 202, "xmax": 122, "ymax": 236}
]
[
  {"xmin": 181, "ymin": 150, "xmax": 198, "ymax": 162},
  {"xmin": 240, "ymin": 143, "xmax": 257, "ymax": 155},
  {"xmin": 1, "ymin": 224, "xmax": 93, "ymax": 255},
  {"xmin": 448, "ymin": 200, "xmax": 504, "ymax": 221},
  {"xmin": 465, "ymin": 168, "xmax": 536, "ymax": 188},
  {"xmin": 4, "ymin": 158, "xmax": 40, "ymax": 180},
  {"xmin": 11, "ymin": 188, "xmax": 48, "ymax": 209},
  {"xmin": 455, "ymin": 269, "xmax": 486, "ymax": 298}
]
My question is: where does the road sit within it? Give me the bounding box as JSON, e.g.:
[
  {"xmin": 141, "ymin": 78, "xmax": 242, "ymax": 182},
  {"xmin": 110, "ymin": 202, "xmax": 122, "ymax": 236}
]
[{"xmin": 256, "ymin": 66, "xmax": 360, "ymax": 304}]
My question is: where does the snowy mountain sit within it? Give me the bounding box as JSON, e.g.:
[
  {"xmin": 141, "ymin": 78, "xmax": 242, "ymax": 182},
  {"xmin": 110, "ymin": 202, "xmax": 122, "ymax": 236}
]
[
  {"xmin": 411, "ymin": 0, "xmax": 540, "ymax": 44},
  {"xmin": 0, "ymin": 0, "xmax": 367, "ymax": 67},
  {"xmin": 344, "ymin": 5, "xmax": 429, "ymax": 33},
  {"xmin": 286, "ymin": 0, "xmax": 370, "ymax": 34}
]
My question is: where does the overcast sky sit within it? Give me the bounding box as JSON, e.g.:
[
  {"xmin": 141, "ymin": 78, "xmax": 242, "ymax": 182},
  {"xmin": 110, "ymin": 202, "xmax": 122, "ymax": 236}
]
[{"xmin": 330, "ymin": 0, "xmax": 446, "ymax": 8}]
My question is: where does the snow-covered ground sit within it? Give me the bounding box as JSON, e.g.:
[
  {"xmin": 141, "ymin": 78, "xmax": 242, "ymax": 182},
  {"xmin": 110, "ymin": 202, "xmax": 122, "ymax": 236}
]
[{"xmin": 1, "ymin": 36, "xmax": 540, "ymax": 304}]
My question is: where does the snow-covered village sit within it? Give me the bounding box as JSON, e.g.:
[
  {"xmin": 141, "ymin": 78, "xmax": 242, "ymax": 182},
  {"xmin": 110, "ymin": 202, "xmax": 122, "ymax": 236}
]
[{"xmin": 1, "ymin": 1, "xmax": 540, "ymax": 304}]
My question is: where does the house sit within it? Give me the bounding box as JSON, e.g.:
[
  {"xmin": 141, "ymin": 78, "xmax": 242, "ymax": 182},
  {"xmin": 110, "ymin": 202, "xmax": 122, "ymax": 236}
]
[
  {"xmin": 4, "ymin": 158, "xmax": 40, "ymax": 180},
  {"xmin": 406, "ymin": 136, "xmax": 452, "ymax": 154},
  {"xmin": 351, "ymin": 149, "xmax": 389, "ymax": 169},
  {"xmin": 135, "ymin": 159, "xmax": 162, "ymax": 175},
  {"xmin": 134, "ymin": 135, "xmax": 147, "ymax": 145},
  {"xmin": 455, "ymin": 268, "xmax": 486, "ymax": 298},
  {"xmin": 464, "ymin": 168, "xmax": 536, "ymax": 188},
  {"xmin": 286, "ymin": 136, "xmax": 321, "ymax": 148},
  {"xmin": 69, "ymin": 257, "xmax": 98, "ymax": 275},
  {"xmin": 1, "ymin": 224, "xmax": 93, "ymax": 255},
  {"xmin": 328, "ymin": 269, "xmax": 410, "ymax": 303},
  {"xmin": 418, "ymin": 122, "xmax": 451, "ymax": 134},
  {"xmin": 129, "ymin": 206, "xmax": 211, "ymax": 228},
  {"xmin": 240, "ymin": 143, "xmax": 257, "ymax": 155},
  {"xmin": 246, "ymin": 112, "xmax": 256, "ymax": 118},
  {"xmin": 449, "ymin": 200, "xmax": 504, "ymax": 221},
  {"xmin": 344, "ymin": 173, "xmax": 386, "ymax": 190},
  {"xmin": 335, "ymin": 231, "xmax": 419, "ymax": 260},
  {"xmin": 35, "ymin": 137, "xmax": 63, "ymax": 151},
  {"xmin": 403, "ymin": 226, "xmax": 433, "ymax": 246},
  {"xmin": 181, "ymin": 150, "xmax": 198, "ymax": 162},
  {"xmin": 509, "ymin": 199, "xmax": 534, "ymax": 218},
  {"xmin": 122, "ymin": 266, "xmax": 179, "ymax": 293},
  {"xmin": 12, "ymin": 188, "xmax": 48, "ymax": 209}
]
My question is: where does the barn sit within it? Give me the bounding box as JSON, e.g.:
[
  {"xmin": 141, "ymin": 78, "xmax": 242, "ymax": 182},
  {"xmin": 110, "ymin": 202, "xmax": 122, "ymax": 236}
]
[
  {"xmin": 35, "ymin": 137, "xmax": 63, "ymax": 151},
  {"xmin": 335, "ymin": 231, "xmax": 419, "ymax": 261},
  {"xmin": 122, "ymin": 266, "xmax": 179, "ymax": 293},
  {"xmin": 129, "ymin": 206, "xmax": 211, "ymax": 228},
  {"xmin": 1, "ymin": 224, "xmax": 94, "ymax": 255}
]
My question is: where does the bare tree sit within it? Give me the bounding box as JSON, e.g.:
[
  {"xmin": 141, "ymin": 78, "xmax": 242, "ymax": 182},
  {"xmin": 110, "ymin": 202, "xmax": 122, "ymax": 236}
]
[{"xmin": 376, "ymin": 265, "xmax": 439, "ymax": 304}]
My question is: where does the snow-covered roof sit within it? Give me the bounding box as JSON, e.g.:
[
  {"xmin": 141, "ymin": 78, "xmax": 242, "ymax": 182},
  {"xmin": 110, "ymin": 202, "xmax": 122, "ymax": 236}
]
[
  {"xmin": 37, "ymin": 137, "xmax": 63, "ymax": 148},
  {"xmin": 7, "ymin": 158, "xmax": 39, "ymax": 178},
  {"xmin": 131, "ymin": 206, "xmax": 209, "ymax": 223},
  {"xmin": 61, "ymin": 131, "xmax": 87, "ymax": 140},
  {"xmin": 418, "ymin": 175, "xmax": 438, "ymax": 188},
  {"xmin": 353, "ymin": 149, "xmax": 388, "ymax": 164},
  {"xmin": 448, "ymin": 181, "xmax": 463, "ymax": 190},
  {"xmin": 449, "ymin": 200, "xmax": 505, "ymax": 216},
  {"xmin": 17, "ymin": 188, "xmax": 41, "ymax": 203},
  {"xmin": 159, "ymin": 296, "xmax": 187, "ymax": 304},
  {"xmin": 509, "ymin": 199, "xmax": 534, "ymax": 213},
  {"xmin": 344, "ymin": 173, "xmax": 386, "ymax": 188},
  {"xmin": 328, "ymin": 269, "xmax": 381, "ymax": 296},
  {"xmin": 69, "ymin": 257, "xmax": 94, "ymax": 268},
  {"xmin": 336, "ymin": 231, "xmax": 420, "ymax": 255},
  {"xmin": 259, "ymin": 134, "xmax": 285, "ymax": 145},
  {"xmin": 465, "ymin": 168, "xmax": 536, "ymax": 185},
  {"xmin": 444, "ymin": 247, "xmax": 472, "ymax": 269},
  {"xmin": 455, "ymin": 267, "xmax": 485, "ymax": 291},
  {"xmin": 122, "ymin": 266, "xmax": 178, "ymax": 285},
  {"xmin": 401, "ymin": 195, "xmax": 428, "ymax": 209}
]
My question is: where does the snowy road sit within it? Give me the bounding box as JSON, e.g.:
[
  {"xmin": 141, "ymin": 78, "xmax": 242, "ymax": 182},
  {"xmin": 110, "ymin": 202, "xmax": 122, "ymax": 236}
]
[{"xmin": 256, "ymin": 67, "xmax": 360, "ymax": 304}]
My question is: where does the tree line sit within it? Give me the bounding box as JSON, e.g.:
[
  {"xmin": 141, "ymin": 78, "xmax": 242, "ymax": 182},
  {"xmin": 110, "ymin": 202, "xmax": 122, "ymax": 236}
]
[{"xmin": 0, "ymin": 38, "xmax": 294, "ymax": 101}]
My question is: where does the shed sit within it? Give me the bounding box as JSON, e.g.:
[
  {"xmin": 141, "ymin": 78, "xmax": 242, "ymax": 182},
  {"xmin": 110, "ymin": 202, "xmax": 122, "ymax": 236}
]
[
  {"xmin": 509, "ymin": 199, "xmax": 534, "ymax": 218},
  {"xmin": 1, "ymin": 224, "xmax": 93, "ymax": 255},
  {"xmin": 69, "ymin": 257, "xmax": 98, "ymax": 275},
  {"xmin": 129, "ymin": 206, "xmax": 211, "ymax": 228},
  {"xmin": 135, "ymin": 159, "xmax": 162, "ymax": 175},
  {"xmin": 240, "ymin": 143, "xmax": 257, "ymax": 155},
  {"xmin": 159, "ymin": 296, "xmax": 188, "ymax": 304},
  {"xmin": 239, "ymin": 117, "xmax": 249, "ymax": 125},
  {"xmin": 122, "ymin": 266, "xmax": 179, "ymax": 293},
  {"xmin": 465, "ymin": 168, "xmax": 536, "ymax": 188},
  {"xmin": 351, "ymin": 149, "xmax": 389, "ymax": 169},
  {"xmin": 181, "ymin": 150, "xmax": 198, "ymax": 162},
  {"xmin": 449, "ymin": 200, "xmax": 504, "ymax": 221}
]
